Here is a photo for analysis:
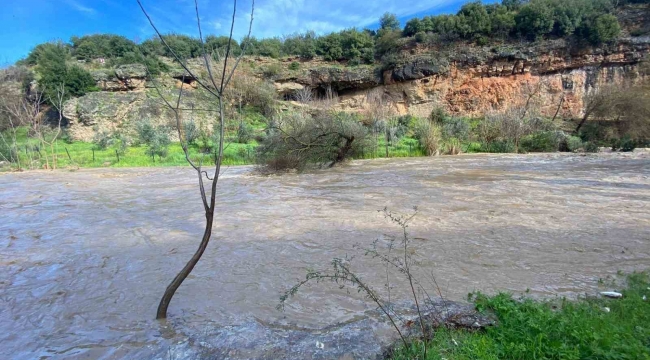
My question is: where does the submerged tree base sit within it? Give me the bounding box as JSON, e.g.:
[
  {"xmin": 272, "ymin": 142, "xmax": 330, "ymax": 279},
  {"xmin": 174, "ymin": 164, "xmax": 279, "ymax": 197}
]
[{"xmin": 390, "ymin": 272, "xmax": 650, "ymax": 360}]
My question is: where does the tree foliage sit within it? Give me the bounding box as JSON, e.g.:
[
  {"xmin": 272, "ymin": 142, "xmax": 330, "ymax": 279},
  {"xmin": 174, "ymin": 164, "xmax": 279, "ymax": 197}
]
[
  {"xmin": 71, "ymin": 34, "xmax": 137, "ymax": 60},
  {"xmin": 34, "ymin": 42, "xmax": 96, "ymax": 101},
  {"xmin": 18, "ymin": 0, "xmax": 627, "ymax": 71},
  {"xmin": 258, "ymin": 111, "xmax": 367, "ymax": 171},
  {"xmin": 404, "ymin": 0, "xmax": 621, "ymax": 43}
]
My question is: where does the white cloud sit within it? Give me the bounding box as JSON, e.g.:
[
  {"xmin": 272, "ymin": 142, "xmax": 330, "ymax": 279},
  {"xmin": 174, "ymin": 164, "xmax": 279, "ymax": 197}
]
[{"xmin": 65, "ymin": 0, "xmax": 97, "ymax": 14}]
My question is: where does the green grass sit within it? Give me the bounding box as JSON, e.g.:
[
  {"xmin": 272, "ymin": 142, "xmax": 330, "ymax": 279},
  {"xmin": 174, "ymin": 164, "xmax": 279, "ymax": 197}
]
[
  {"xmin": 2, "ymin": 125, "xmax": 494, "ymax": 171},
  {"xmin": 390, "ymin": 272, "xmax": 650, "ymax": 360},
  {"xmin": 3, "ymin": 127, "xmax": 258, "ymax": 169}
]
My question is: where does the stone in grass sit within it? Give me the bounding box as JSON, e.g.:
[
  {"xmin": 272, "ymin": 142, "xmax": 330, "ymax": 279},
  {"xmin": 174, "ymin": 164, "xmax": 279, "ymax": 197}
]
[{"xmin": 600, "ymin": 291, "xmax": 623, "ymax": 299}]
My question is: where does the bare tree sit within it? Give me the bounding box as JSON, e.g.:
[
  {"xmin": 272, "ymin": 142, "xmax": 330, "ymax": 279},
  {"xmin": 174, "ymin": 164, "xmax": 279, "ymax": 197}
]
[
  {"xmin": 364, "ymin": 89, "xmax": 394, "ymax": 157},
  {"xmin": 293, "ymin": 87, "xmax": 314, "ymax": 104},
  {"xmin": 575, "ymin": 84, "xmax": 620, "ymax": 133},
  {"xmin": 576, "ymin": 65, "xmax": 650, "ymax": 140},
  {"xmin": 0, "ymin": 88, "xmax": 46, "ymax": 170},
  {"xmin": 493, "ymin": 81, "xmax": 543, "ymax": 153},
  {"xmin": 137, "ymin": 0, "xmax": 254, "ymax": 319},
  {"xmin": 40, "ymin": 84, "xmax": 65, "ymax": 169}
]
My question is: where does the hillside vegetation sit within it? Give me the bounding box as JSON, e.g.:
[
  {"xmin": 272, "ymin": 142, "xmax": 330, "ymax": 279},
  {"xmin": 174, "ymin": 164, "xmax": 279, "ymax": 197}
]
[{"xmin": 1, "ymin": 0, "xmax": 649, "ymax": 171}]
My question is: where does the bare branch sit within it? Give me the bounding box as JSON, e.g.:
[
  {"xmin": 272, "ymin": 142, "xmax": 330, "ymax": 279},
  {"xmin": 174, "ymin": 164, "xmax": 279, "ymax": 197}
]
[{"xmin": 136, "ymin": 0, "xmax": 221, "ymax": 99}]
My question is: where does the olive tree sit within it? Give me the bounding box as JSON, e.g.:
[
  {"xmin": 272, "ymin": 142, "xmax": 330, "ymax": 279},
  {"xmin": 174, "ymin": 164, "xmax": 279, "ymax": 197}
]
[
  {"xmin": 137, "ymin": 0, "xmax": 255, "ymax": 319},
  {"xmin": 257, "ymin": 110, "xmax": 367, "ymax": 172}
]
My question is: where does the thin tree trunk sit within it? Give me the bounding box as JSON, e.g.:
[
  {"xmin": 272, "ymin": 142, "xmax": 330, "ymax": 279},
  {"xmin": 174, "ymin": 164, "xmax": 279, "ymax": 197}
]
[
  {"xmin": 157, "ymin": 213, "xmax": 214, "ymax": 319},
  {"xmin": 330, "ymin": 136, "xmax": 355, "ymax": 167},
  {"xmin": 575, "ymin": 109, "xmax": 592, "ymax": 133}
]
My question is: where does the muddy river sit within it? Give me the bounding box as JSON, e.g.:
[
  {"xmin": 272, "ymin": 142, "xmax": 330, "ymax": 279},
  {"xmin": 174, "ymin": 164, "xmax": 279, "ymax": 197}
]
[{"xmin": 1, "ymin": 153, "xmax": 649, "ymax": 359}]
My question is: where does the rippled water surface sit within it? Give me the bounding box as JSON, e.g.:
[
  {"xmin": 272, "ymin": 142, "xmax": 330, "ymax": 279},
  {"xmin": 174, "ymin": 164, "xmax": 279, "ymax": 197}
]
[{"xmin": 1, "ymin": 153, "xmax": 649, "ymax": 359}]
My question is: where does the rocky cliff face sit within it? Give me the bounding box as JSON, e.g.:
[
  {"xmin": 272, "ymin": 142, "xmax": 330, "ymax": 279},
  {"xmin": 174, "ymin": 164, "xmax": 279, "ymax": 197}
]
[
  {"xmin": 60, "ymin": 35, "xmax": 650, "ymax": 141},
  {"xmin": 273, "ymin": 37, "xmax": 650, "ymax": 119}
]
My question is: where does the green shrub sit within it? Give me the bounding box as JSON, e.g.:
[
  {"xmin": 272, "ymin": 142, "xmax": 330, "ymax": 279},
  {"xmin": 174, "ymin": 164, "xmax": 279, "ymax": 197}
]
[
  {"xmin": 288, "ymin": 61, "xmax": 300, "ymax": 71},
  {"xmin": 236, "ymin": 121, "xmax": 254, "ymax": 144},
  {"xmin": 584, "ymin": 141, "xmax": 600, "ymax": 153},
  {"xmin": 482, "ymin": 140, "xmax": 515, "ymax": 153},
  {"xmin": 613, "ymin": 135, "xmax": 636, "ymax": 152},
  {"xmin": 414, "ymin": 32, "xmax": 427, "ymax": 43},
  {"xmin": 93, "ymin": 131, "xmax": 112, "ymax": 150},
  {"xmin": 136, "ymin": 119, "xmax": 170, "ymax": 157},
  {"xmin": 92, "ymin": 130, "xmax": 128, "ymax": 154},
  {"xmin": 183, "ymin": 120, "xmax": 199, "ymax": 145},
  {"xmin": 413, "ymin": 118, "xmax": 442, "ymax": 156},
  {"xmin": 566, "ymin": 136, "xmax": 584, "ymax": 152},
  {"xmin": 429, "ymin": 107, "xmax": 450, "ymax": 124},
  {"xmin": 396, "ymin": 114, "xmax": 417, "ymax": 136},
  {"xmin": 441, "ymin": 117, "xmax": 471, "ymax": 141},
  {"xmin": 520, "ymin": 131, "xmax": 565, "ymax": 152},
  {"xmin": 379, "ymin": 52, "xmax": 406, "ymax": 70},
  {"xmin": 474, "ymin": 34, "xmax": 489, "ymax": 46},
  {"xmin": 347, "ymin": 57, "xmax": 362, "ymax": 66},
  {"xmin": 379, "ymin": 12, "xmax": 400, "ymax": 31},
  {"xmin": 262, "ymin": 64, "xmax": 282, "ymax": 77},
  {"xmin": 579, "ymin": 123, "xmax": 607, "ymax": 144}
]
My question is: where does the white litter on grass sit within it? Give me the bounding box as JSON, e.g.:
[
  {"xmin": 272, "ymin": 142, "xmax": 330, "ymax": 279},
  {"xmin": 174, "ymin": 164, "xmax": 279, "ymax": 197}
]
[
  {"xmin": 600, "ymin": 291, "xmax": 623, "ymax": 298},
  {"xmin": 603, "ymin": 307, "xmax": 611, "ymax": 313},
  {"xmin": 315, "ymin": 341, "xmax": 324, "ymax": 349}
]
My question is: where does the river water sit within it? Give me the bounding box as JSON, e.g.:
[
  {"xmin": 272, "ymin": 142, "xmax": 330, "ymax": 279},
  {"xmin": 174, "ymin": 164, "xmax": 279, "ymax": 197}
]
[{"xmin": 1, "ymin": 153, "xmax": 649, "ymax": 359}]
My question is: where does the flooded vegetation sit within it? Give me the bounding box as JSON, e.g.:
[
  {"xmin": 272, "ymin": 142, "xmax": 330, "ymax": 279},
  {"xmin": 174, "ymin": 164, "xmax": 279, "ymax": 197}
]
[{"xmin": 1, "ymin": 153, "xmax": 649, "ymax": 358}]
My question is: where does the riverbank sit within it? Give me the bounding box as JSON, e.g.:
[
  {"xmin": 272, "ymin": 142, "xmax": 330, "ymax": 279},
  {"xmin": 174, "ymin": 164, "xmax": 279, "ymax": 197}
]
[
  {"xmin": 1, "ymin": 130, "xmax": 649, "ymax": 172},
  {"xmin": 390, "ymin": 272, "xmax": 650, "ymax": 360}
]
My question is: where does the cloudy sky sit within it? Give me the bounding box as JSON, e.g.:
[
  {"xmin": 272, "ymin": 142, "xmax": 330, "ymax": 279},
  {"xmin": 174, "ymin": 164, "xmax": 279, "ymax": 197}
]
[{"xmin": 0, "ymin": 0, "xmax": 486, "ymax": 64}]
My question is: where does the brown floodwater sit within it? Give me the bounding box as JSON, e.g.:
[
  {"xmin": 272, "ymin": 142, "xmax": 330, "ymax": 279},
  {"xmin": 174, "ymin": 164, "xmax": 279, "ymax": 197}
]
[{"xmin": 1, "ymin": 153, "xmax": 649, "ymax": 359}]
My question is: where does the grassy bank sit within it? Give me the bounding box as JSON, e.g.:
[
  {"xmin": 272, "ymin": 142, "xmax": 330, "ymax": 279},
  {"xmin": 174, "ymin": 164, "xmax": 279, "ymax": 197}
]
[
  {"xmin": 390, "ymin": 272, "xmax": 650, "ymax": 360},
  {"xmin": 2, "ymin": 127, "xmax": 448, "ymax": 170}
]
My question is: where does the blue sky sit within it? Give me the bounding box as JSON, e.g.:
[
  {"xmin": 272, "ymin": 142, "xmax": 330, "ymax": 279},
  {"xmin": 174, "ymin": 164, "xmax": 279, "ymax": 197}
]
[{"xmin": 1, "ymin": 0, "xmax": 488, "ymax": 65}]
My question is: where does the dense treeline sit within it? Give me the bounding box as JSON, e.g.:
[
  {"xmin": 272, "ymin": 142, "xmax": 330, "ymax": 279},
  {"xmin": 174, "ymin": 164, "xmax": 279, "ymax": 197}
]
[
  {"xmin": 19, "ymin": 0, "xmax": 640, "ymax": 70},
  {"xmin": 402, "ymin": 0, "xmax": 624, "ymax": 44}
]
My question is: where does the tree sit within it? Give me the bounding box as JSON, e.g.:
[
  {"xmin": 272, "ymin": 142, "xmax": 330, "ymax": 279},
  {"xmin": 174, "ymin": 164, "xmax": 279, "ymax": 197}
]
[
  {"xmin": 258, "ymin": 110, "xmax": 367, "ymax": 171},
  {"xmin": 339, "ymin": 28, "xmax": 374, "ymax": 61},
  {"xmin": 282, "ymin": 32, "xmax": 316, "ymax": 59},
  {"xmin": 375, "ymin": 29, "xmax": 402, "ymax": 57},
  {"xmin": 502, "ymin": 0, "xmax": 525, "ymax": 11},
  {"xmin": 137, "ymin": 0, "xmax": 255, "ymax": 319},
  {"xmin": 36, "ymin": 42, "xmax": 96, "ymax": 102},
  {"xmin": 380, "ymin": 12, "xmax": 401, "ymax": 31},
  {"xmin": 487, "ymin": 4, "xmax": 516, "ymax": 37},
  {"xmin": 515, "ymin": 1, "xmax": 555, "ymax": 39},
  {"xmin": 457, "ymin": 2, "xmax": 492, "ymax": 37},
  {"xmin": 257, "ymin": 38, "xmax": 283, "ymax": 58},
  {"xmin": 584, "ymin": 14, "xmax": 621, "ymax": 44},
  {"xmin": 205, "ymin": 35, "xmax": 241, "ymax": 57},
  {"xmin": 316, "ymin": 33, "xmax": 343, "ymax": 61}
]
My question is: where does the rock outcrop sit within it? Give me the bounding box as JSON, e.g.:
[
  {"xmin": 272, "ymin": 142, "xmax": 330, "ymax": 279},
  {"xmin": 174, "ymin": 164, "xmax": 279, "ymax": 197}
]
[
  {"xmin": 61, "ymin": 34, "xmax": 650, "ymax": 141},
  {"xmin": 143, "ymin": 299, "xmax": 495, "ymax": 360},
  {"xmin": 91, "ymin": 64, "xmax": 147, "ymax": 92},
  {"xmin": 272, "ymin": 37, "xmax": 650, "ymax": 119},
  {"xmin": 62, "ymin": 88, "xmax": 218, "ymax": 142}
]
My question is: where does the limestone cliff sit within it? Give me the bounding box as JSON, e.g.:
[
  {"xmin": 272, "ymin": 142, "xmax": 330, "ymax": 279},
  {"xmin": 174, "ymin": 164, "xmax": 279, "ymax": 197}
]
[
  {"xmin": 271, "ymin": 37, "xmax": 650, "ymax": 119},
  {"xmin": 59, "ymin": 34, "xmax": 650, "ymax": 141}
]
